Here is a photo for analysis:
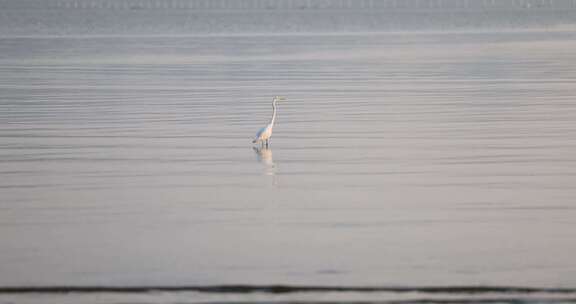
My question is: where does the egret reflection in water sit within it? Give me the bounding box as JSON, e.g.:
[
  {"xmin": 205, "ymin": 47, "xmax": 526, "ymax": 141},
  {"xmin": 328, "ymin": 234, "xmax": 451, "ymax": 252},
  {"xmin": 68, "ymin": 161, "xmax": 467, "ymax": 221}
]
[{"xmin": 253, "ymin": 146, "xmax": 278, "ymax": 183}]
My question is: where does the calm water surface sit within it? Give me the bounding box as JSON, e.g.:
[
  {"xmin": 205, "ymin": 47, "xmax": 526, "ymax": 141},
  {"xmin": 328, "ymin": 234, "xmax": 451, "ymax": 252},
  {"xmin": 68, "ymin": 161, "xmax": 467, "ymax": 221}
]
[{"xmin": 1, "ymin": 29, "xmax": 576, "ymax": 302}]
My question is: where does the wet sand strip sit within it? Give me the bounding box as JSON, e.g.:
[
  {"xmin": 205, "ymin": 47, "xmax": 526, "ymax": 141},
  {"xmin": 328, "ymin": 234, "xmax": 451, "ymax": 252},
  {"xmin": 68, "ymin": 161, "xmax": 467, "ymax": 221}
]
[{"xmin": 1, "ymin": 285, "xmax": 575, "ymax": 294}]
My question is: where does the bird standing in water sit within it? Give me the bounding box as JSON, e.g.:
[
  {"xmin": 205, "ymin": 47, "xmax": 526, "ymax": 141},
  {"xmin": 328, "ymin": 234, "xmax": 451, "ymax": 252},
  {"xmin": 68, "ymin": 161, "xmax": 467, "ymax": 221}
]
[{"xmin": 252, "ymin": 96, "xmax": 285, "ymax": 148}]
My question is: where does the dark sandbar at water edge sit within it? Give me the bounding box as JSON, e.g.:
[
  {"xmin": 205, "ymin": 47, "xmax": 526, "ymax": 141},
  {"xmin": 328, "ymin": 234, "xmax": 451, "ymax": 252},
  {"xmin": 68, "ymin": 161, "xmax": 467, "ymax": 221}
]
[{"xmin": 1, "ymin": 285, "xmax": 576, "ymax": 294}]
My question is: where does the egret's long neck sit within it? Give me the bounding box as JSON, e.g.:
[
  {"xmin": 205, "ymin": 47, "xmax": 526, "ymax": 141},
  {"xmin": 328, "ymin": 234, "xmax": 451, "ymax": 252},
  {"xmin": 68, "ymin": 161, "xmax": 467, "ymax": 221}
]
[{"xmin": 269, "ymin": 99, "xmax": 277, "ymax": 126}]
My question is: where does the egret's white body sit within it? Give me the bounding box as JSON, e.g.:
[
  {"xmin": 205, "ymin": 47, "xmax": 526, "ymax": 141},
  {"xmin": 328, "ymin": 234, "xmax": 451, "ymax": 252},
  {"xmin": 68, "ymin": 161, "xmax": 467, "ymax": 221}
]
[{"xmin": 253, "ymin": 96, "xmax": 285, "ymax": 147}]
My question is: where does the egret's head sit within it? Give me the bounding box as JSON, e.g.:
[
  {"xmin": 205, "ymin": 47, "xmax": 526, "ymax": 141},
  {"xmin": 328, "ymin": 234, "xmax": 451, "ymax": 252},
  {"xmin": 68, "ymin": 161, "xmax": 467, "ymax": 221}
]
[{"xmin": 273, "ymin": 96, "xmax": 286, "ymax": 102}]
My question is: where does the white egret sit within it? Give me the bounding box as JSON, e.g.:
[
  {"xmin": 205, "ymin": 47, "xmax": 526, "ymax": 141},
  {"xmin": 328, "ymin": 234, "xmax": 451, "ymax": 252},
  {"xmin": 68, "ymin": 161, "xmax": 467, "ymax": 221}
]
[{"xmin": 252, "ymin": 96, "xmax": 285, "ymax": 148}]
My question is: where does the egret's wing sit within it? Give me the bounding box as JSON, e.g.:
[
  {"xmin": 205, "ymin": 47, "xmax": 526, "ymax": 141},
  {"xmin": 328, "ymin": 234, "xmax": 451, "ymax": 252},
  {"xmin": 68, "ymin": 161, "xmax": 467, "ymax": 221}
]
[
  {"xmin": 253, "ymin": 126, "xmax": 266, "ymax": 142},
  {"xmin": 256, "ymin": 126, "xmax": 267, "ymax": 137}
]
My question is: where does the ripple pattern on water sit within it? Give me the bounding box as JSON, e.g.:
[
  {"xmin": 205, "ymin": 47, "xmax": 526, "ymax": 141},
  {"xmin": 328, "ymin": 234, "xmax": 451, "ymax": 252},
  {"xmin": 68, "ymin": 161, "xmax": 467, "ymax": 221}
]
[{"xmin": 1, "ymin": 31, "xmax": 576, "ymax": 288}]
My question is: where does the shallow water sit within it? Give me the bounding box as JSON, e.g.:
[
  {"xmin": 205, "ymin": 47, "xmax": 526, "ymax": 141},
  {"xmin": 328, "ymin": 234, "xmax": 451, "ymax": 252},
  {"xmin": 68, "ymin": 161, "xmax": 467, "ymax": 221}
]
[{"xmin": 1, "ymin": 4, "xmax": 576, "ymax": 304}]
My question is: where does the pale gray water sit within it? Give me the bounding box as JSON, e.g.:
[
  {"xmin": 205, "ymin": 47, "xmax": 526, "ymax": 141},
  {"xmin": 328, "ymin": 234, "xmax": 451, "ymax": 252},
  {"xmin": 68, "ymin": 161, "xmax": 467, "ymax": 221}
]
[{"xmin": 1, "ymin": 2, "xmax": 576, "ymax": 303}]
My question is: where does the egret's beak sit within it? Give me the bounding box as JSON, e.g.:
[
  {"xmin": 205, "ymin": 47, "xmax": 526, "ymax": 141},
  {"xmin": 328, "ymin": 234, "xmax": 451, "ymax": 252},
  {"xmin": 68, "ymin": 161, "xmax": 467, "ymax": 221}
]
[{"xmin": 278, "ymin": 96, "xmax": 286, "ymax": 101}]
